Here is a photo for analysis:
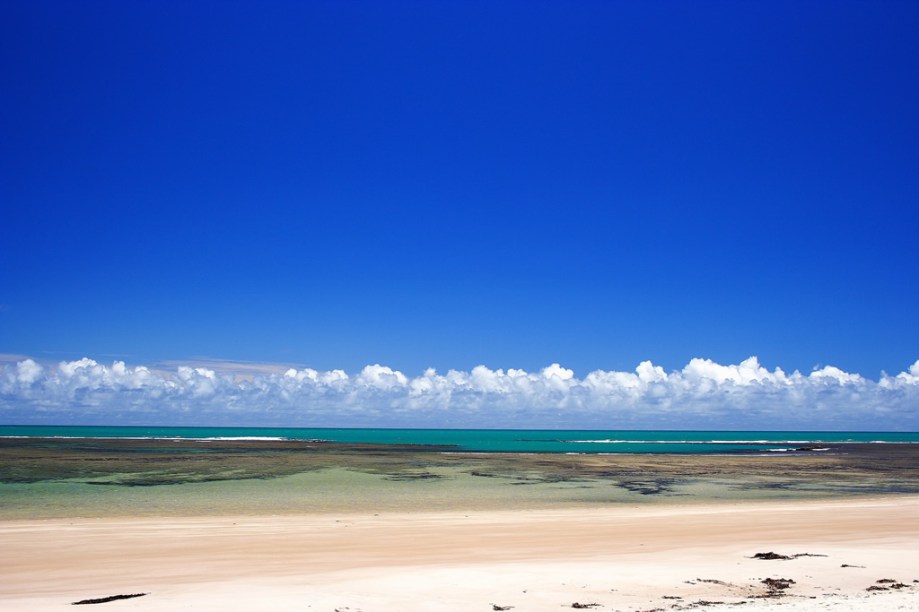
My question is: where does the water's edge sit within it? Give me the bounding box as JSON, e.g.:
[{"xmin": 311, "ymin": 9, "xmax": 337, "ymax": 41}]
[{"xmin": 2, "ymin": 435, "xmax": 919, "ymax": 519}]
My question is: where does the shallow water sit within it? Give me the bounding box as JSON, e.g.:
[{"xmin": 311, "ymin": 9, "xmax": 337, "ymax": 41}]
[{"xmin": 2, "ymin": 437, "xmax": 919, "ymax": 519}]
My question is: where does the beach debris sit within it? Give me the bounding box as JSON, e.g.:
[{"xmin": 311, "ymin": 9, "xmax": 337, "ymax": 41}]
[
  {"xmin": 753, "ymin": 578, "xmax": 796, "ymax": 598},
  {"xmin": 761, "ymin": 578, "xmax": 795, "ymax": 591},
  {"xmin": 72, "ymin": 593, "xmax": 147, "ymax": 605},
  {"xmin": 570, "ymin": 603, "xmax": 601, "ymax": 609},
  {"xmin": 491, "ymin": 605, "xmax": 514, "ymax": 610},
  {"xmin": 751, "ymin": 551, "xmax": 826, "ymax": 560},
  {"xmin": 753, "ymin": 552, "xmax": 790, "ymax": 560},
  {"xmin": 697, "ymin": 578, "xmax": 732, "ymax": 586},
  {"xmin": 871, "ymin": 579, "xmax": 909, "ymax": 590},
  {"xmin": 841, "ymin": 564, "xmax": 865, "ymax": 568}
]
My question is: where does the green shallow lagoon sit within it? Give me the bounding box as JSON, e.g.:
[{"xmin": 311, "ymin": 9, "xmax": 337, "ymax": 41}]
[{"xmin": 3, "ymin": 437, "xmax": 919, "ymax": 519}]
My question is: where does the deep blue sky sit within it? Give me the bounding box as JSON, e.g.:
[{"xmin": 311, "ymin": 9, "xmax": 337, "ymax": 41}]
[{"xmin": 2, "ymin": 0, "xmax": 917, "ymax": 378}]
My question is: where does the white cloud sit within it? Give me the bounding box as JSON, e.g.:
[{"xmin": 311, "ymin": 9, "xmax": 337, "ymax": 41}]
[
  {"xmin": 357, "ymin": 364, "xmax": 408, "ymax": 390},
  {"xmin": 1, "ymin": 356, "xmax": 917, "ymax": 429},
  {"xmin": 809, "ymin": 365, "xmax": 864, "ymax": 385},
  {"xmin": 15, "ymin": 359, "xmax": 43, "ymax": 385},
  {"xmin": 682, "ymin": 356, "xmax": 787, "ymax": 385}
]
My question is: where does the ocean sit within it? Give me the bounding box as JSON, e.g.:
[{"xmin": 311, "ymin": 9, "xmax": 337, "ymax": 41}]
[
  {"xmin": 3, "ymin": 426, "xmax": 919, "ymax": 519},
  {"xmin": 2, "ymin": 425, "xmax": 917, "ymax": 453}
]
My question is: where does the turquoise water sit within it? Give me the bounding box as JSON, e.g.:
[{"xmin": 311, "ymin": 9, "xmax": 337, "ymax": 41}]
[
  {"xmin": 3, "ymin": 427, "xmax": 919, "ymax": 518},
  {"xmin": 2, "ymin": 426, "xmax": 917, "ymax": 453}
]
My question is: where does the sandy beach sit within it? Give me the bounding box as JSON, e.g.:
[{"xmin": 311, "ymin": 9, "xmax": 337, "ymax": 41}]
[{"xmin": 2, "ymin": 496, "xmax": 918, "ymax": 611}]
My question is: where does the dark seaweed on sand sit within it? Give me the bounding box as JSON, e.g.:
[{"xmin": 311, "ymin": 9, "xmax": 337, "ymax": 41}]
[{"xmin": 72, "ymin": 593, "xmax": 147, "ymax": 605}]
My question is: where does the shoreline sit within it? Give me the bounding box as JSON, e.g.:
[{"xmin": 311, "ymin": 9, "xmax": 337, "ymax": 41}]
[
  {"xmin": 5, "ymin": 437, "xmax": 919, "ymax": 520},
  {"xmin": 1, "ymin": 490, "xmax": 915, "ymax": 522},
  {"xmin": 3, "ymin": 496, "xmax": 918, "ymax": 610}
]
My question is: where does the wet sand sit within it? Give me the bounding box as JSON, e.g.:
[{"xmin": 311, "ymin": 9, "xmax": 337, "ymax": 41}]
[{"xmin": 1, "ymin": 497, "xmax": 918, "ymax": 610}]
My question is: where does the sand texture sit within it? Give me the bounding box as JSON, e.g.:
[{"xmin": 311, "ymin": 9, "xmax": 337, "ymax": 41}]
[{"xmin": 2, "ymin": 497, "xmax": 918, "ymax": 610}]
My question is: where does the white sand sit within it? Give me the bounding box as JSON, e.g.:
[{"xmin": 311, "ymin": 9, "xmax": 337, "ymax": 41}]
[{"xmin": 2, "ymin": 497, "xmax": 918, "ymax": 611}]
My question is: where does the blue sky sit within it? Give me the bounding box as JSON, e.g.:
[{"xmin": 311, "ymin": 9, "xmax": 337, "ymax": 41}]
[{"xmin": 1, "ymin": 2, "xmax": 917, "ymax": 427}]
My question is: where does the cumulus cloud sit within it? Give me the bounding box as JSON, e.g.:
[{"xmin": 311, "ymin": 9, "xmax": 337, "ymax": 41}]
[{"xmin": 1, "ymin": 356, "xmax": 918, "ymax": 429}]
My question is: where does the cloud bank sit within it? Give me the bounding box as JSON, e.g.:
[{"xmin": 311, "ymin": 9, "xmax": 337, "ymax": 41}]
[{"xmin": 2, "ymin": 357, "xmax": 918, "ymax": 430}]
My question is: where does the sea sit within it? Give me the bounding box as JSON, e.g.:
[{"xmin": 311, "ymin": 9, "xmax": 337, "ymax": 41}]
[
  {"xmin": 2, "ymin": 425, "xmax": 918, "ymax": 453},
  {"xmin": 3, "ymin": 427, "xmax": 919, "ymax": 519}
]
